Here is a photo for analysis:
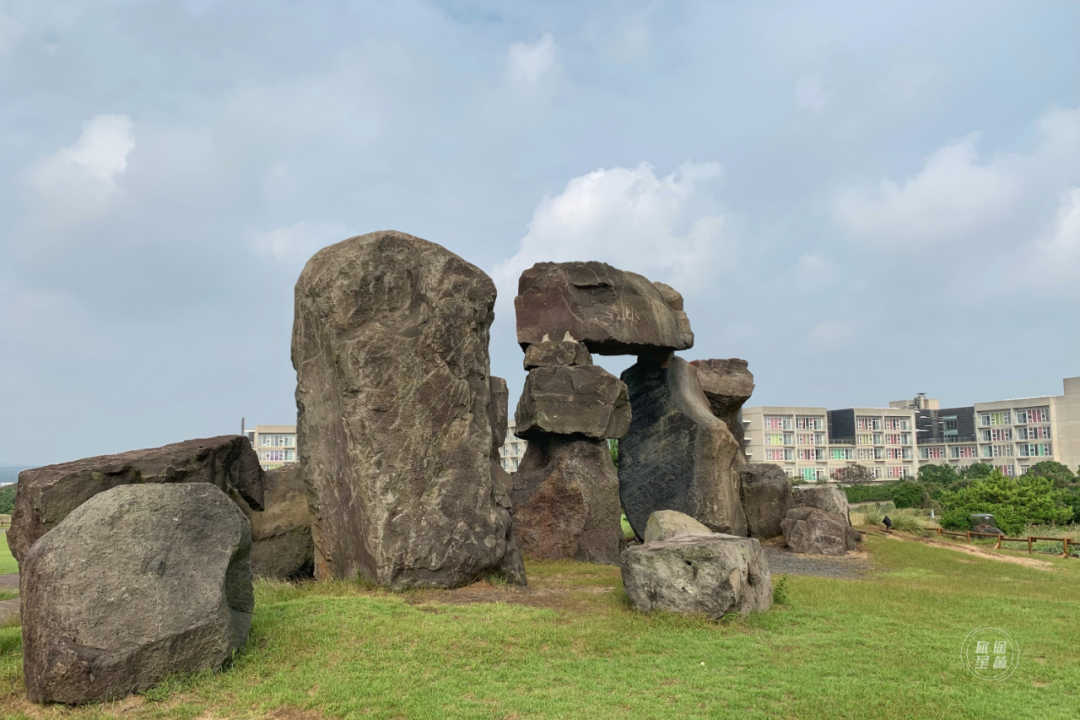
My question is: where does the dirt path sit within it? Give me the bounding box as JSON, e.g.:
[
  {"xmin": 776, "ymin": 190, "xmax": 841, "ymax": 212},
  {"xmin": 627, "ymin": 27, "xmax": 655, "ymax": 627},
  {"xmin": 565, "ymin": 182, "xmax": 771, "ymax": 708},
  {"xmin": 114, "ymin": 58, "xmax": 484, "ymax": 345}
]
[
  {"xmin": 762, "ymin": 545, "xmax": 872, "ymax": 579},
  {"xmin": 873, "ymin": 531, "xmax": 1054, "ymax": 570},
  {"xmin": 0, "ymin": 572, "xmax": 18, "ymax": 623}
]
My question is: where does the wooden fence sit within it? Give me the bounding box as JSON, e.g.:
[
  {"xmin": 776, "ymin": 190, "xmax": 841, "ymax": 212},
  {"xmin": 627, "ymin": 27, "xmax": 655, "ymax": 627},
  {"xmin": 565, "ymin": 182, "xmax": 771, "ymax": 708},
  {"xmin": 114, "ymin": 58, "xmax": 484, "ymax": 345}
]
[{"xmin": 935, "ymin": 527, "xmax": 1073, "ymax": 557}]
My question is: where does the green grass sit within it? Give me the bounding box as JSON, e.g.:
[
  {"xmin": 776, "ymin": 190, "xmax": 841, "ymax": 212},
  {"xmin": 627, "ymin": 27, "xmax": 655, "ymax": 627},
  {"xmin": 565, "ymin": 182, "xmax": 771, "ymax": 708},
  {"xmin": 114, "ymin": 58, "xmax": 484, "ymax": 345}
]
[
  {"xmin": 0, "ymin": 535, "xmax": 16, "ymax": 576},
  {"xmin": 0, "ymin": 539, "xmax": 1078, "ymax": 719},
  {"xmin": 620, "ymin": 513, "xmax": 635, "ymax": 540}
]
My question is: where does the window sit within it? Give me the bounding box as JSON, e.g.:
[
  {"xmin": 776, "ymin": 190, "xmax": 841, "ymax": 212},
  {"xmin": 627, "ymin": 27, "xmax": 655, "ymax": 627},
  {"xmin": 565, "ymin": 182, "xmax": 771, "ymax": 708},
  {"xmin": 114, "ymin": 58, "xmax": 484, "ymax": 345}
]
[
  {"xmin": 886, "ymin": 448, "xmax": 903, "ymax": 459},
  {"xmin": 816, "ymin": 449, "xmax": 826, "ymax": 461},
  {"xmin": 886, "ymin": 434, "xmax": 901, "ymax": 445},
  {"xmin": 995, "ymin": 465, "xmax": 1015, "ymax": 477},
  {"xmin": 983, "ymin": 445, "xmax": 1013, "ymax": 458},
  {"xmin": 831, "ymin": 448, "xmax": 852, "ymax": 460},
  {"xmin": 857, "ymin": 433, "xmax": 873, "ymax": 445},
  {"xmin": 766, "ymin": 433, "xmax": 783, "ymax": 446},
  {"xmin": 981, "ymin": 428, "xmax": 1012, "ymax": 442},
  {"xmin": 921, "ymin": 447, "xmax": 946, "ymax": 459},
  {"xmin": 796, "ymin": 417, "xmax": 823, "ymax": 430},
  {"xmin": 260, "ymin": 434, "xmax": 296, "ymax": 448},
  {"xmin": 856, "ymin": 417, "xmax": 877, "ymax": 431},
  {"xmin": 887, "ymin": 466, "xmax": 904, "ymax": 479},
  {"xmin": 943, "ymin": 417, "xmax": 958, "ymax": 434},
  {"xmin": 980, "ymin": 411, "xmax": 1011, "ymax": 426},
  {"xmin": 784, "ymin": 433, "xmax": 794, "ymax": 445},
  {"xmin": 765, "ymin": 416, "xmax": 788, "ymax": 430},
  {"xmin": 1019, "ymin": 443, "xmax": 1052, "ymax": 457},
  {"xmin": 951, "ymin": 445, "xmax": 978, "ymax": 459},
  {"xmin": 873, "ymin": 467, "xmax": 884, "ymax": 479},
  {"xmin": 903, "ymin": 448, "xmax": 912, "ymax": 460},
  {"xmin": 801, "ymin": 467, "xmax": 817, "ymax": 482},
  {"xmin": 1016, "ymin": 407, "xmax": 1049, "ymax": 424},
  {"xmin": 797, "ymin": 433, "xmax": 812, "ymax": 445},
  {"xmin": 884, "ymin": 417, "xmax": 908, "ymax": 431},
  {"xmin": 873, "ymin": 433, "xmax": 884, "ymax": 445},
  {"xmin": 284, "ymin": 450, "xmax": 295, "ymax": 461},
  {"xmin": 766, "ymin": 448, "xmax": 792, "ymax": 461},
  {"xmin": 900, "ymin": 433, "xmax": 911, "ymax": 445}
]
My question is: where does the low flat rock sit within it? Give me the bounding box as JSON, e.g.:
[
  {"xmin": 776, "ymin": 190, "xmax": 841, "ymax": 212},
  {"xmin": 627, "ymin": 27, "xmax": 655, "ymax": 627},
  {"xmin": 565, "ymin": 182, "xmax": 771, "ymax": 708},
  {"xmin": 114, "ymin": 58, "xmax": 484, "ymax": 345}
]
[
  {"xmin": 514, "ymin": 365, "xmax": 630, "ymax": 441},
  {"xmin": 236, "ymin": 465, "xmax": 313, "ymax": 579},
  {"xmin": 515, "ymin": 261, "xmax": 694, "ymax": 355},
  {"xmin": 689, "ymin": 358, "xmax": 755, "ymax": 447},
  {"xmin": 8, "ymin": 435, "xmax": 264, "ymax": 564},
  {"xmin": 781, "ymin": 507, "xmax": 859, "ymax": 556},
  {"xmin": 511, "ymin": 435, "xmax": 622, "ymax": 564},
  {"xmin": 21, "ymin": 484, "xmax": 253, "ymax": 705},
  {"xmin": 792, "ymin": 485, "xmax": 852, "ymax": 526},
  {"xmin": 642, "ymin": 509, "xmax": 712, "ymax": 543},
  {"xmin": 523, "ymin": 339, "xmax": 593, "ymax": 370},
  {"xmin": 621, "ymin": 534, "xmax": 772, "ymax": 618},
  {"xmin": 740, "ymin": 464, "xmax": 794, "ymax": 539}
]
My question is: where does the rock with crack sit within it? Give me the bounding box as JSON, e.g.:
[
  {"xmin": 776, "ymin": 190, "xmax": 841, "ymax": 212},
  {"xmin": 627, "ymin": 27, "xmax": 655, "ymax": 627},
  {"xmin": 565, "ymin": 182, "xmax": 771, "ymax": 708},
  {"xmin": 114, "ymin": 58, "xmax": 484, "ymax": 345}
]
[
  {"xmin": 488, "ymin": 375, "xmax": 527, "ymax": 585},
  {"xmin": 739, "ymin": 464, "xmax": 794, "ymax": 539},
  {"xmin": 20, "ymin": 483, "xmax": 253, "ymax": 705},
  {"xmin": 642, "ymin": 509, "xmax": 713, "ymax": 543},
  {"xmin": 689, "ymin": 358, "xmax": 755, "ymax": 449},
  {"xmin": 514, "ymin": 363, "xmax": 631, "ymax": 441},
  {"xmin": 511, "ymin": 434, "xmax": 623, "ymax": 564},
  {"xmin": 7, "ymin": 435, "xmax": 264, "ymax": 565},
  {"xmin": 792, "ymin": 485, "xmax": 852, "ymax": 526},
  {"xmin": 620, "ymin": 533, "xmax": 772, "ymax": 617},
  {"xmin": 293, "ymin": 229, "xmax": 522, "ymax": 589},
  {"xmin": 234, "ymin": 464, "xmax": 314, "ymax": 579},
  {"xmin": 515, "ymin": 261, "xmax": 693, "ymax": 355},
  {"xmin": 619, "ymin": 354, "xmax": 747, "ymax": 539},
  {"xmin": 523, "ymin": 333, "xmax": 594, "ymax": 370},
  {"xmin": 780, "ymin": 507, "xmax": 859, "ymax": 556}
]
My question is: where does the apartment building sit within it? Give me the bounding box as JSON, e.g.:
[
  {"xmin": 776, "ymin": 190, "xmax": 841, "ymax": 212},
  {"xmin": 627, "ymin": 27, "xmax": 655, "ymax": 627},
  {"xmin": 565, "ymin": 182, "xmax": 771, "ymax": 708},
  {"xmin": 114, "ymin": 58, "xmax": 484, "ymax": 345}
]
[
  {"xmin": 741, "ymin": 406, "xmax": 918, "ymax": 482},
  {"xmin": 897, "ymin": 376, "xmax": 1080, "ymax": 477},
  {"xmin": 499, "ymin": 421, "xmax": 527, "ymax": 473},
  {"xmin": 245, "ymin": 424, "xmax": 298, "ymax": 469}
]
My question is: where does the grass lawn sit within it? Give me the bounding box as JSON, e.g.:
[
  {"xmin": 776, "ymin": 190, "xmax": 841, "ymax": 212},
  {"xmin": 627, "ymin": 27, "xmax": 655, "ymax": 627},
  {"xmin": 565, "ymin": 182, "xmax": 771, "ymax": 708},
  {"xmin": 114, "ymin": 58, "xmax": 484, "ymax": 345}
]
[
  {"xmin": 0, "ymin": 535, "xmax": 16, "ymax": 576},
  {"xmin": 0, "ymin": 536, "xmax": 1078, "ymax": 719}
]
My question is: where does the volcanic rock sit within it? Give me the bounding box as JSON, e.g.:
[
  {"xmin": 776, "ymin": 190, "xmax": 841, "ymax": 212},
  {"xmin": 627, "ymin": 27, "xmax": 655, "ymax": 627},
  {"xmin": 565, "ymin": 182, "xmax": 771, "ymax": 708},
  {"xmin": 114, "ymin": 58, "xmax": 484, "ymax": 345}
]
[
  {"xmin": 523, "ymin": 337, "xmax": 594, "ymax": 370},
  {"xmin": 21, "ymin": 484, "xmax": 253, "ymax": 705},
  {"xmin": 515, "ymin": 261, "xmax": 693, "ymax": 355},
  {"xmin": 792, "ymin": 485, "xmax": 852, "ymax": 526},
  {"xmin": 740, "ymin": 464, "xmax": 794, "ymax": 539},
  {"xmin": 511, "ymin": 435, "xmax": 622, "ymax": 564},
  {"xmin": 514, "ymin": 365, "xmax": 631, "ymax": 441},
  {"xmin": 235, "ymin": 465, "xmax": 313, "ymax": 579},
  {"xmin": 642, "ymin": 509, "xmax": 713, "ymax": 543},
  {"xmin": 293, "ymin": 229, "xmax": 521, "ymax": 588},
  {"xmin": 619, "ymin": 354, "xmax": 747, "ymax": 538},
  {"xmin": 8, "ymin": 435, "xmax": 264, "ymax": 564},
  {"xmin": 781, "ymin": 506, "xmax": 859, "ymax": 556},
  {"xmin": 689, "ymin": 358, "xmax": 755, "ymax": 447},
  {"xmin": 620, "ymin": 533, "xmax": 772, "ymax": 617}
]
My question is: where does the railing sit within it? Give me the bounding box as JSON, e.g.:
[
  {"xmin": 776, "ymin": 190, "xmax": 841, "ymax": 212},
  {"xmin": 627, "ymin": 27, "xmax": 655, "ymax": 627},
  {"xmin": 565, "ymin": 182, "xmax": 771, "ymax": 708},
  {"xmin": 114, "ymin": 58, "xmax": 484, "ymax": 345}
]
[
  {"xmin": 936, "ymin": 528, "xmax": 1073, "ymax": 557},
  {"xmin": 829, "ymin": 439, "xmax": 856, "ymax": 445},
  {"xmin": 916, "ymin": 435, "xmax": 978, "ymax": 445}
]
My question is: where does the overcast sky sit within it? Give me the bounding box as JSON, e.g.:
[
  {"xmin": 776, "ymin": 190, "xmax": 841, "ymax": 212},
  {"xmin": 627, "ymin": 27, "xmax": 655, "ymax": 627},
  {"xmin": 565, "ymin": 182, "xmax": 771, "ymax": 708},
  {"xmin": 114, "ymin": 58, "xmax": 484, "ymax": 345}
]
[{"xmin": 1, "ymin": 0, "xmax": 1078, "ymax": 466}]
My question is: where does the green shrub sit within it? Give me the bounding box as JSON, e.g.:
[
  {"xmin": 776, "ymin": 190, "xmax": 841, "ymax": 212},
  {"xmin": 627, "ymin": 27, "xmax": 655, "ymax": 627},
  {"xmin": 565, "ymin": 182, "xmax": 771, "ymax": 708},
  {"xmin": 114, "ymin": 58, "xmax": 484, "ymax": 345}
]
[
  {"xmin": 917, "ymin": 464, "xmax": 960, "ymax": 488},
  {"xmin": 888, "ymin": 510, "xmax": 923, "ymax": 533},
  {"xmin": 890, "ymin": 481, "xmax": 927, "ymax": 509},
  {"xmin": 772, "ymin": 575, "xmax": 790, "ymax": 605},
  {"xmin": 842, "ymin": 484, "xmax": 893, "ymax": 503},
  {"xmin": 939, "ymin": 471, "xmax": 1074, "ymax": 535},
  {"xmin": 0, "ymin": 485, "xmax": 14, "ymax": 516},
  {"xmin": 862, "ymin": 504, "xmax": 884, "ymax": 525},
  {"xmin": 1024, "ymin": 460, "xmax": 1076, "ymax": 488}
]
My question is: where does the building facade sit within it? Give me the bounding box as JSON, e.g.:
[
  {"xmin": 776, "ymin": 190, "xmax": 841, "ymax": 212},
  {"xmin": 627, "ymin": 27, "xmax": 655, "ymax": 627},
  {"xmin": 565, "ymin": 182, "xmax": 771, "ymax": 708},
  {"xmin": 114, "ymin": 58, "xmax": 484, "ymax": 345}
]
[
  {"xmin": 499, "ymin": 421, "xmax": 527, "ymax": 473},
  {"xmin": 245, "ymin": 424, "xmax": 298, "ymax": 469}
]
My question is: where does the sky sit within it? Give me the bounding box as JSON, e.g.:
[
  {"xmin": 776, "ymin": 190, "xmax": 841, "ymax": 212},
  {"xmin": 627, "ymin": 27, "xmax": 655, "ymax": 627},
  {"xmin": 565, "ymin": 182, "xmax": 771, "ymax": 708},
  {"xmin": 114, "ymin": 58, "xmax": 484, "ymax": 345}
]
[{"xmin": 1, "ymin": 0, "xmax": 1078, "ymax": 466}]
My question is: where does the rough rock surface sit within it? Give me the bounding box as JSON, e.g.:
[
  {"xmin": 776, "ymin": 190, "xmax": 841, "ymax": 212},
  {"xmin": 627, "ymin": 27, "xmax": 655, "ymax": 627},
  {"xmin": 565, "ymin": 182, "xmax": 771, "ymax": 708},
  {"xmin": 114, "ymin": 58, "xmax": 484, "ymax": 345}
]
[
  {"xmin": 740, "ymin": 464, "xmax": 794, "ymax": 539},
  {"xmin": 642, "ymin": 509, "xmax": 713, "ymax": 543},
  {"xmin": 514, "ymin": 365, "xmax": 631, "ymax": 441},
  {"xmin": 689, "ymin": 358, "xmax": 755, "ymax": 446},
  {"xmin": 8, "ymin": 436, "xmax": 264, "ymax": 564},
  {"xmin": 515, "ymin": 262, "xmax": 694, "ymax": 355},
  {"xmin": 523, "ymin": 338, "xmax": 593, "ymax": 370},
  {"xmin": 488, "ymin": 376, "xmax": 527, "ymax": 586},
  {"xmin": 235, "ymin": 465, "xmax": 313, "ymax": 579},
  {"xmin": 511, "ymin": 435, "xmax": 622, "ymax": 564},
  {"xmin": 621, "ymin": 534, "xmax": 772, "ymax": 617},
  {"xmin": 293, "ymin": 229, "xmax": 521, "ymax": 588},
  {"xmin": 792, "ymin": 485, "xmax": 852, "ymax": 526},
  {"xmin": 619, "ymin": 354, "xmax": 747, "ymax": 538},
  {"xmin": 21, "ymin": 484, "xmax": 253, "ymax": 705},
  {"xmin": 781, "ymin": 507, "xmax": 859, "ymax": 556}
]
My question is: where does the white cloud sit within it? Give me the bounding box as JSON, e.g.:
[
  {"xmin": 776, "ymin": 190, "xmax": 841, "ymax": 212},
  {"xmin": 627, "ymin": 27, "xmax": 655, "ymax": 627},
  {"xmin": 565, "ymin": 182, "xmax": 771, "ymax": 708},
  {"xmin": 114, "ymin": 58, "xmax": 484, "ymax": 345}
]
[
  {"xmin": 493, "ymin": 161, "xmax": 725, "ymax": 294},
  {"xmin": 505, "ymin": 33, "xmax": 560, "ymax": 90},
  {"xmin": 251, "ymin": 221, "xmax": 348, "ymax": 265},
  {"xmin": 1015, "ymin": 188, "xmax": 1080, "ymax": 288},
  {"xmin": 834, "ymin": 132, "xmax": 1022, "ymax": 247},
  {"xmin": 795, "ymin": 75, "xmax": 832, "ymax": 113},
  {"xmin": 29, "ymin": 114, "xmax": 136, "ymax": 214}
]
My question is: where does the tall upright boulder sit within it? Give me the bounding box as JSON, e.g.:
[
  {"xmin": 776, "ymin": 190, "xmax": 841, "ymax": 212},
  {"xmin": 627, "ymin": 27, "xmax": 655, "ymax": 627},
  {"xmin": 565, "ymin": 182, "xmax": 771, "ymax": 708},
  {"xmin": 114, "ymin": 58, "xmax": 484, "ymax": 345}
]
[
  {"xmin": 619, "ymin": 354, "xmax": 747, "ymax": 538},
  {"xmin": 8, "ymin": 436, "xmax": 264, "ymax": 564},
  {"xmin": 21, "ymin": 484, "xmax": 253, "ymax": 705},
  {"xmin": 488, "ymin": 376, "xmax": 527, "ymax": 585},
  {"xmin": 293, "ymin": 230, "xmax": 521, "ymax": 589},
  {"xmin": 235, "ymin": 465, "xmax": 314, "ymax": 579},
  {"xmin": 689, "ymin": 359, "xmax": 755, "ymax": 448},
  {"xmin": 515, "ymin": 262, "xmax": 693, "ymax": 355},
  {"xmin": 739, "ymin": 464, "xmax": 794, "ymax": 539}
]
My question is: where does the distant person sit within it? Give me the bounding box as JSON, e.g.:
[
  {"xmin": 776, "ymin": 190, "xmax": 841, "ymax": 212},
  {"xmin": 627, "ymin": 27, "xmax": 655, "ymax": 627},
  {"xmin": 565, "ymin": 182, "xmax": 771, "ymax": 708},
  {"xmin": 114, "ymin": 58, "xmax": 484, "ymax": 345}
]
[{"xmin": 883, "ymin": 515, "xmax": 893, "ymax": 534}]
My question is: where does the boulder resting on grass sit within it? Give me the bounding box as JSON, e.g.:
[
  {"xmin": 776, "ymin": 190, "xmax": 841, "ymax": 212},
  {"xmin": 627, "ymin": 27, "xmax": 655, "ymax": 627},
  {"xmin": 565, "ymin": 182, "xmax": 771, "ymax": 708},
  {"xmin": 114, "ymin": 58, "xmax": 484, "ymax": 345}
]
[
  {"xmin": 791, "ymin": 485, "xmax": 852, "ymax": 526},
  {"xmin": 780, "ymin": 506, "xmax": 859, "ymax": 556},
  {"xmin": 739, "ymin": 464, "xmax": 794, "ymax": 539}
]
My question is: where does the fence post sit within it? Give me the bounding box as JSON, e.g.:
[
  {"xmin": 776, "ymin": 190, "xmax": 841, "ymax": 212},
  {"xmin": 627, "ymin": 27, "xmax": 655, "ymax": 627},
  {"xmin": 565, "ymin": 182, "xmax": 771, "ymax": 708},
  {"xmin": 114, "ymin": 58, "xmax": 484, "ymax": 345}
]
[
  {"xmin": 1064, "ymin": 537, "xmax": 1070, "ymax": 559},
  {"xmin": 966, "ymin": 531, "xmax": 971, "ymax": 543},
  {"xmin": 995, "ymin": 535, "xmax": 1002, "ymax": 550},
  {"xmin": 1028, "ymin": 537, "xmax": 1033, "ymax": 554}
]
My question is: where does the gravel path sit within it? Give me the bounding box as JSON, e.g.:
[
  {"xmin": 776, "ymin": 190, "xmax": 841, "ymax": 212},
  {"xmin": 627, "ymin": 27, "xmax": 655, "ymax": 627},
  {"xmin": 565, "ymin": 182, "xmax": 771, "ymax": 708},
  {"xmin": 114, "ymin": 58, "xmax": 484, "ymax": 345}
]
[{"xmin": 763, "ymin": 546, "xmax": 872, "ymax": 579}]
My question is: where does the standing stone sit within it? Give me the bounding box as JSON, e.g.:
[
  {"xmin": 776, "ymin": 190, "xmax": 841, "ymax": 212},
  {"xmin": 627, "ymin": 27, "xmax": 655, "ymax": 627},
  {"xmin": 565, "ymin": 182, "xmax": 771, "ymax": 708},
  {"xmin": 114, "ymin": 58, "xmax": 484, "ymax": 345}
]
[
  {"xmin": 792, "ymin": 485, "xmax": 852, "ymax": 526},
  {"xmin": 488, "ymin": 376, "xmax": 527, "ymax": 585},
  {"xmin": 235, "ymin": 465, "xmax": 314, "ymax": 579},
  {"xmin": 8, "ymin": 436, "xmax": 264, "ymax": 565},
  {"xmin": 689, "ymin": 359, "xmax": 755, "ymax": 448},
  {"xmin": 781, "ymin": 507, "xmax": 858, "ymax": 555},
  {"xmin": 620, "ymin": 533, "xmax": 772, "ymax": 617},
  {"xmin": 515, "ymin": 262, "xmax": 693, "ymax": 355},
  {"xmin": 511, "ymin": 435, "xmax": 622, "ymax": 564},
  {"xmin": 740, "ymin": 464, "xmax": 794, "ymax": 539},
  {"xmin": 619, "ymin": 354, "xmax": 747, "ymax": 538},
  {"xmin": 293, "ymin": 230, "xmax": 520, "ymax": 589},
  {"xmin": 514, "ymin": 365, "xmax": 631, "ymax": 441},
  {"xmin": 21, "ymin": 484, "xmax": 253, "ymax": 705}
]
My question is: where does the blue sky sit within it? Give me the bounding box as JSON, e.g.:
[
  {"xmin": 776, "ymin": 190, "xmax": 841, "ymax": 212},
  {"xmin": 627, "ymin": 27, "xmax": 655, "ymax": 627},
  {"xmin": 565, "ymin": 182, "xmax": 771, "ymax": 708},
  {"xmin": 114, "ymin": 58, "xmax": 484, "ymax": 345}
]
[{"xmin": 1, "ymin": 0, "xmax": 1077, "ymax": 465}]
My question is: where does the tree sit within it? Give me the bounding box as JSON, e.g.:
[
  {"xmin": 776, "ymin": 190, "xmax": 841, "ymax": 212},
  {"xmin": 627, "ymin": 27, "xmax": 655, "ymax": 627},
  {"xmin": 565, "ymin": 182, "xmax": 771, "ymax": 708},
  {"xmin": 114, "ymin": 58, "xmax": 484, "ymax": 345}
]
[
  {"xmin": 959, "ymin": 463, "xmax": 994, "ymax": 480},
  {"xmin": 939, "ymin": 470, "xmax": 1074, "ymax": 535},
  {"xmin": 890, "ymin": 480, "xmax": 929, "ymax": 509},
  {"xmin": 917, "ymin": 463, "xmax": 960, "ymax": 488},
  {"xmin": 831, "ymin": 465, "xmax": 875, "ymax": 485},
  {"xmin": 0, "ymin": 484, "xmax": 15, "ymax": 515},
  {"xmin": 1025, "ymin": 460, "xmax": 1076, "ymax": 488}
]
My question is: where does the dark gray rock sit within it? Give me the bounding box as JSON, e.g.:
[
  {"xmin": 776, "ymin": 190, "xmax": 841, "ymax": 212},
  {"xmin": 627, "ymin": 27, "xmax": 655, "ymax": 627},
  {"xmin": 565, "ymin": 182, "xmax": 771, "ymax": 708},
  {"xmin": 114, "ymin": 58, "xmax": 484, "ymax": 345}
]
[
  {"xmin": 781, "ymin": 507, "xmax": 859, "ymax": 556},
  {"xmin": 620, "ymin": 533, "xmax": 772, "ymax": 617},
  {"xmin": 523, "ymin": 338, "xmax": 593, "ymax": 370},
  {"xmin": 740, "ymin": 464, "xmax": 794, "ymax": 539},
  {"xmin": 21, "ymin": 484, "xmax": 253, "ymax": 705},
  {"xmin": 514, "ymin": 365, "xmax": 631, "ymax": 441},
  {"xmin": 515, "ymin": 262, "xmax": 693, "ymax": 355},
  {"xmin": 642, "ymin": 509, "xmax": 712, "ymax": 543},
  {"xmin": 293, "ymin": 230, "xmax": 521, "ymax": 589},
  {"xmin": 235, "ymin": 465, "xmax": 313, "ymax": 579},
  {"xmin": 8, "ymin": 436, "xmax": 264, "ymax": 565},
  {"xmin": 511, "ymin": 435, "xmax": 622, "ymax": 564},
  {"xmin": 488, "ymin": 376, "xmax": 527, "ymax": 586},
  {"xmin": 619, "ymin": 354, "xmax": 747, "ymax": 538},
  {"xmin": 689, "ymin": 358, "xmax": 755, "ymax": 447},
  {"xmin": 792, "ymin": 485, "xmax": 852, "ymax": 526}
]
